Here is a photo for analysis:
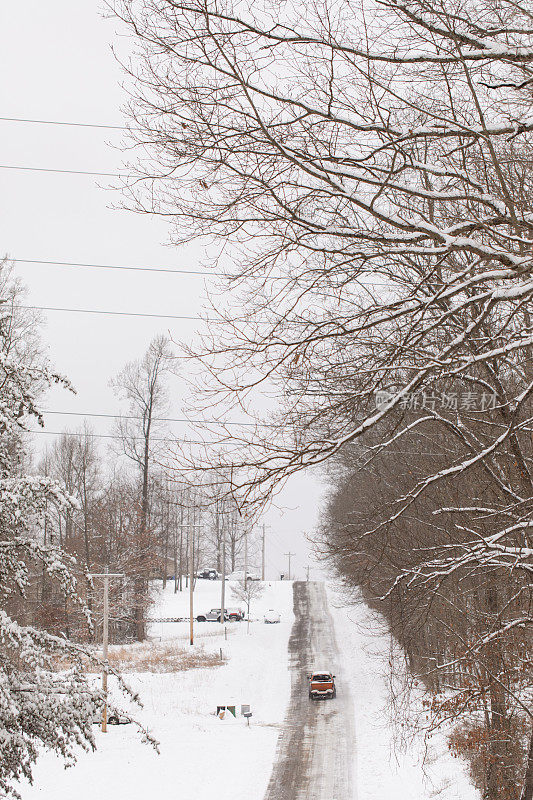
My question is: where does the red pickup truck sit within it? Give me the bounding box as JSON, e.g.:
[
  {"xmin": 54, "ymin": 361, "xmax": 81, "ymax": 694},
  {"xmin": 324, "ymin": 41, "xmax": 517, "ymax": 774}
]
[{"xmin": 308, "ymin": 670, "xmax": 336, "ymax": 700}]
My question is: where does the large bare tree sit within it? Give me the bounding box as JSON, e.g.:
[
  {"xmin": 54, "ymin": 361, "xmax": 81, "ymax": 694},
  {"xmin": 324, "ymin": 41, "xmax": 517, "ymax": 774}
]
[
  {"xmin": 111, "ymin": 334, "xmax": 176, "ymax": 639},
  {"xmin": 113, "ymin": 0, "xmax": 533, "ymax": 794},
  {"xmin": 114, "ymin": 0, "xmax": 533, "ymax": 495}
]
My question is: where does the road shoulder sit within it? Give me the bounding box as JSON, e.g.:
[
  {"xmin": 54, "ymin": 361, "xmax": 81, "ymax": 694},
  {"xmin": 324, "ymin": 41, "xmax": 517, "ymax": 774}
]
[{"xmin": 326, "ymin": 582, "xmax": 479, "ymax": 800}]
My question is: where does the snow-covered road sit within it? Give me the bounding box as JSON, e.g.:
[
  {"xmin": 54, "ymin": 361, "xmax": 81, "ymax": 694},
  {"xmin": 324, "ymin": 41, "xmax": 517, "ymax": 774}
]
[
  {"xmin": 264, "ymin": 581, "xmax": 354, "ymax": 800},
  {"xmin": 264, "ymin": 580, "xmax": 478, "ymax": 800}
]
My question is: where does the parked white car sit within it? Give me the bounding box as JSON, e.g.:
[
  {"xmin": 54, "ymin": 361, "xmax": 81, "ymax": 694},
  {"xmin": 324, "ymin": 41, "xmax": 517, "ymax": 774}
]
[
  {"xmin": 264, "ymin": 609, "xmax": 281, "ymax": 624},
  {"xmin": 227, "ymin": 570, "xmax": 261, "ymax": 582}
]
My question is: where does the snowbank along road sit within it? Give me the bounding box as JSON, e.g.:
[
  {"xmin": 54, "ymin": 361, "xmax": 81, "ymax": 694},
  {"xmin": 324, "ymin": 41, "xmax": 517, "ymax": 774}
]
[{"xmin": 264, "ymin": 581, "xmax": 354, "ymax": 800}]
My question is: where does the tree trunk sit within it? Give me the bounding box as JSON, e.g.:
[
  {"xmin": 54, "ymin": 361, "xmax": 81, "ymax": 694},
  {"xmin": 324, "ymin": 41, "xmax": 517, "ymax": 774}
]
[
  {"xmin": 185, "ymin": 525, "xmax": 189, "ymax": 589},
  {"xmin": 135, "ymin": 412, "xmax": 152, "ymax": 641},
  {"xmin": 173, "ymin": 522, "xmax": 178, "ymax": 594},
  {"xmin": 178, "ymin": 507, "xmax": 183, "ymax": 591},
  {"xmin": 162, "ymin": 504, "xmax": 168, "ymax": 590},
  {"xmin": 521, "ymin": 729, "xmax": 533, "ymax": 800},
  {"xmin": 485, "ymin": 585, "xmax": 508, "ymax": 800}
]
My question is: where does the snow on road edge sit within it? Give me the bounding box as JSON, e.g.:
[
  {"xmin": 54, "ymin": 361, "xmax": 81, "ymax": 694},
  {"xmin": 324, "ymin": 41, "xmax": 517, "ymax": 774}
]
[{"xmin": 327, "ymin": 582, "xmax": 480, "ymax": 800}]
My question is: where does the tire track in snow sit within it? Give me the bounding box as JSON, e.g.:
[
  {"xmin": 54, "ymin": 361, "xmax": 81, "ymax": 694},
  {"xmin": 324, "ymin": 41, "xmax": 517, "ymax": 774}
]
[{"xmin": 263, "ymin": 581, "xmax": 354, "ymax": 800}]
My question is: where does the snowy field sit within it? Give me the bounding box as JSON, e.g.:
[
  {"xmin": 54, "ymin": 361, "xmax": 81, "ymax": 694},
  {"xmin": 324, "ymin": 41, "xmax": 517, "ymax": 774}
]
[
  {"xmin": 327, "ymin": 583, "xmax": 479, "ymax": 800},
  {"xmin": 18, "ymin": 579, "xmax": 478, "ymax": 800},
  {"xmin": 18, "ymin": 579, "xmax": 294, "ymax": 800}
]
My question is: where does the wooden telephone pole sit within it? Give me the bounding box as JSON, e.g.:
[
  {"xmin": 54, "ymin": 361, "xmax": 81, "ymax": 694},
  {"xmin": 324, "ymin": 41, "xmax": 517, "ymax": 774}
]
[
  {"xmin": 177, "ymin": 520, "xmax": 203, "ymax": 646},
  {"xmin": 88, "ymin": 568, "xmax": 124, "ymax": 732},
  {"xmin": 220, "ymin": 515, "xmax": 226, "ymax": 625},
  {"xmin": 261, "ymin": 524, "xmax": 266, "ymax": 581},
  {"xmin": 284, "ymin": 552, "xmax": 295, "ymax": 581}
]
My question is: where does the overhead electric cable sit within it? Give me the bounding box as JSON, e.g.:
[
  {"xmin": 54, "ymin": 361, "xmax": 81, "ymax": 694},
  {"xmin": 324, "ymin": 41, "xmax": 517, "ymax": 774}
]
[
  {"xmin": 13, "ymin": 304, "xmax": 202, "ymax": 321},
  {"xmin": 0, "ymin": 165, "xmax": 126, "ymax": 178},
  {"xmin": 29, "ymin": 429, "xmax": 203, "ymax": 444},
  {"xmin": 30, "ymin": 425, "xmax": 455, "ymax": 456},
  {"xmin": 9, "ymin": 258, "xmax": 392, "ymax": 286},
  {"xmin": 43, "ymin": 409, "xmax": 259, "ymax": 427},
  {"xmin": 12, "ymin": 258, "xmax": 223, "ymax": 277},
  {"xmin": 0, "ymin": 116, "xmax": 130, "ymax": 130},
  {"xmin": 12, "ymin": 303, "xmax": 308, "ymax": 324}
]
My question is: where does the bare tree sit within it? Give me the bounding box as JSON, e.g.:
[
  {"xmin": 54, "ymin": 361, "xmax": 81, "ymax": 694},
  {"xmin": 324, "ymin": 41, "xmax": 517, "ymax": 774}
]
[
  {"xmin": 73, "ymin": 425, "xmax": 99, "ymax": 572},
  {"xmin": 231, "ymin": 577, "xmax": 264, "ymax": 632},
  {"xmin": 318, "ymin": 423, "xmax": 532, "ymax": 798},
  {"xmin": 50, "ymin": 427, "xmax": 99, "ymax": 570},
  {"xmin": 114, "ymin": 0, "xmax": 533, "ymax": 793},
  {"xmin": 114, "ymin": 0, "xmax": 533, "ymax": 504},
  {"xmin": 111, "ymin": 335, "xmax": 176, "ymax": 639}
]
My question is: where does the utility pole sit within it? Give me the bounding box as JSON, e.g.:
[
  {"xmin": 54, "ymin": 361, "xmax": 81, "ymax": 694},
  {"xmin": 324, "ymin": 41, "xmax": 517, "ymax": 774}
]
[
  {"xmin": 220, "ymin": 509, "xmax": 226, "ymax": 625},
  {"xmin": 284, "ymin": 552, "xmax": 295, "ymax": 581},
  {"xmin": 261, "ymin": 524, "xmax": 266, "ymax": 581},
  {"xmin": 176, "ymin": 519, "xmax": 203, "ymax": 646},
  {"xmin": 306, "ymin": 565, "xmax": 310, "ymax": 582},
  {"xmin": 88, "ymin": 568, "xmax": 124, "ymax": 733},
  {"xmin": 174, "ymin": 503, "xmax": 184, "ymax": 594},
  {"xmin": 244, "ymin": 523, "xmax": 248, "ymax": 581},
  {"xmin": 189, "ymin": 500, "xmax": 201, "ymax": 646},
  {"xmin": 189, "ymin": 523, "xmax": 194, "ymax": 645}
]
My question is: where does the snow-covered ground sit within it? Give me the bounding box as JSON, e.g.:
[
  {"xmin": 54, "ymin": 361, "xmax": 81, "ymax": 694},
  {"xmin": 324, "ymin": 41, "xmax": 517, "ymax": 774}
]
[
  {"xmin": 18, "ymin": 579, "xmax": 478, "ymax": 800},
  {"xmin": 18, "ymin": 579, "xmax": 294, "ymax": 800},
  {"xmin": 327, "ymin": 583, "xmax": 479, "ymax": 800}
]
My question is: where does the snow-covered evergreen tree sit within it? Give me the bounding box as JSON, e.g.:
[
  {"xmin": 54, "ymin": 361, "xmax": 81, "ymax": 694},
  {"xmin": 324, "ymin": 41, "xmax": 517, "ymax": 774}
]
[{"xmin": 0, "ymin": 263, "xmax": 131, "ymax": 797}]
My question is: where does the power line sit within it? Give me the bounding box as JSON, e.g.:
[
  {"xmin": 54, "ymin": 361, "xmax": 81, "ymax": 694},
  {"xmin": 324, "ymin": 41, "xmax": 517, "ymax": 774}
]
[
  {"xmin": 10, "ymin": 258, "xmax": 392, "ymax": 286},
  {"xmin": 30, "ymin": 429, "xmax": 203, "ymax": 444},
  {"xmin": 0, "ymin": 116, "xmax": 130, "ymax": 131},
  {"xmin": 43, "ymin": 409, "xmax": 259, "ymax": 427},
  {"xmin": 36, "ymin": 411, "xmax": 464, "ymax": 454},
  {"xmin": 9, "ymin": 258, "xmax": 392, "ymax": 287},
  {"xmin": 0, "ymin": 164, "xmax": 125, "ymax": 178},
  {"xmin": 0, "ymin": 164, "xmax": 181, "ymax": 182},
  {"xmin": 13, "ymin": 304, "xmax": 202, "ymax": 321},
  {"xmin": 33, "ymin": 421, "xmax": 458, "ymax": 455},
  {"xmin": 12, "ymin": 258, "xmax": 222, "ymax": 278}
]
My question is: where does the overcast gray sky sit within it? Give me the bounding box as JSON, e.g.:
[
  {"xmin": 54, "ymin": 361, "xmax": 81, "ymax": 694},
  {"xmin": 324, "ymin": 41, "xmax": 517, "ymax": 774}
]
[{"xmin": 0, "ymin": 1, "xmax": 327, "ymax": 580}]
